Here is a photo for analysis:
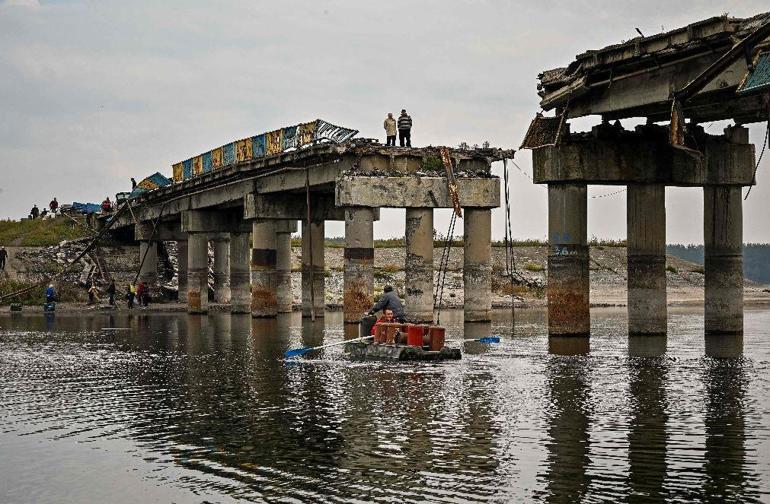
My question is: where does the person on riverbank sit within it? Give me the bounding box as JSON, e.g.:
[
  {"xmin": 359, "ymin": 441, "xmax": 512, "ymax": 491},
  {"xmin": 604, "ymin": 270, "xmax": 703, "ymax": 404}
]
[
  {"xmin": 0, "ymin": 246, "xmax": 7, "ymax": 271},
  {"xmin": 107, "ymin": 280, "xmax": 116, "ymax": 306},
  {"xmin": 126, "ymin": 283, "xmax": 136, "ymax": 309},
  {"xmin": 136, "ymin": 281, "xmax": 149, "ymax": 307},
  {"xmin": 398, "ymin": 109, "xmax": 412, "ymax": 147},
  {"xmin": 49, "ymin": 198, "xmax": 58, "ymax": 215},
  {"xmin": 30, "ymin": 205, "xmax": 40, "ymax": 219},
  {"xmin": 383, "ymin": 113, "xmax": 397, "ymax": 146},
  {"xmin": 101, "ymin": 197, "xmax": 113, "ymax": 213},
  {"xmin": 367, "ymin": 285, "xmax": 405, "ymax": 322},
  {"xmin": 45, "ymin": 284, "xmax": 56, "ymax": 304},
  {"xmin": 88, "ymin": 283, "xmax": 99, "ymax": 305}
]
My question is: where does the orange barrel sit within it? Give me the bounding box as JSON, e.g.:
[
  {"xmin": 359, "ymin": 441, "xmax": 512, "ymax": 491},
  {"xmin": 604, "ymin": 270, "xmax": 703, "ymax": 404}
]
[
  {"xmin": 406, "ymin": 324, "xmax": 423, "ymax": 347},
  {"xmin": 385, "ymin": 323, "xmax": 398, "ymax": 345},
  {"xmin": 428, "ymin": 326, "xmax": 446, "ymax": 351},
  {"xmin": 374, "ymin": 323, "xmax": 385, "ymax": 344}
]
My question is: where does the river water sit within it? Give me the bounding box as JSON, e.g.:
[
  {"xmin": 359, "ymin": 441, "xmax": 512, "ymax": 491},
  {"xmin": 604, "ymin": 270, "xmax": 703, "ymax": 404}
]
[{"xmin": 0, "ymin": 308, "xmax": 769, "ymax": 503}]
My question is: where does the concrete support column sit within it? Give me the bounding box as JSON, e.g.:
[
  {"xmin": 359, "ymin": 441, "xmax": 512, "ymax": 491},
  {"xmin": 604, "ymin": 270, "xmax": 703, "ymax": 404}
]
[
  {"xmin": 547, "ymin": 184, "xmax": 589, "ymax": 336},
  {"xmin": 187, "ymin": 233, "xmax": 209, "ymax": 314},
  {"xmin": 138, "ymin": 241, "xmax": 159, "ymax": 287},
  {"xmin": 176, "ymin": 240, "xmax": 188, "ymax": 304},
  {"xmin": 212, "ymin": 236, "xmax": 231, "ymax": 304},
  {"xmin": 463, "ymin": 208, "xmax": 492, "ymax": 322},
  {"xmin": 343, "ymin": 208, "xmax": 374, "ymax": 323},
  {"xmin": 302, "ymin": 220, "xmax": 325, "ymax": 318},
  {"xmin": 229, "ymin": 232, "xmax": 251, "ymax": 314},
  {"xmin": 275, "ymin": 227, "xmax": 294, "ymax": 313},
  {"xmin": 627, "ymin": 184, "xmax": 667, "ymax": 335},
  {"xmin": 704, "ymin": 186, "xmax": 743, "ymax": 334},
  {"xmin": 251, "ymin": 220, "xmax": 277, "ymax": 318},
  {"xmin": 405, "ymin": 208, "xmax": 434, "ymax": 323}
]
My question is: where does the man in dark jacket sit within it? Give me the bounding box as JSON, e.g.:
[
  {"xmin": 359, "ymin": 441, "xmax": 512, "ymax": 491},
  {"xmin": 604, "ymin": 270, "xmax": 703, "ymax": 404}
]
[
  {"xmin": 368, "ymin": 285, "xmax": 405, "ymax": 322},
  {"xmin": 398, "ymin": 109, "xmax": 412, "ymax": 147},
  {"xmin": 0, "ymin": 246, "xmax": 7, "ymax": 271}
]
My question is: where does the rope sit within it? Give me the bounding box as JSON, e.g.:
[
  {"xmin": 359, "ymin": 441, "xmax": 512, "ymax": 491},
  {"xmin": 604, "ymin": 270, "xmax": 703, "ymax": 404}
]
[
  {"xmin": 502, "ymin": 159, "xmax": 516, "ymax": 319},
  {"xmin": 592, "ymin": 187, "xmax": 627, "ymax": 199},
  {"xmin": 744, "ymin": 117, "xmax": 769, "ymax": 200},
  {"xmin": 305, "ymin": 168, "xmax": 316, "ymax": 322},
  {"xmin": 433, "ymin": 212, "xmax": 457, "ymax": 325}
]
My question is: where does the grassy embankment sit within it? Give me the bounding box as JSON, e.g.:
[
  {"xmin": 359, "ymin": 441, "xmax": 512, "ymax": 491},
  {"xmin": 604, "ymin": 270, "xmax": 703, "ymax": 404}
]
[
  {"xmin": 0, "ymin": 217, "xmax": 89, "ymax": 246},
  {"xmin": 0, "ymin": 217, "xmax": 90, "ymax": 304}
]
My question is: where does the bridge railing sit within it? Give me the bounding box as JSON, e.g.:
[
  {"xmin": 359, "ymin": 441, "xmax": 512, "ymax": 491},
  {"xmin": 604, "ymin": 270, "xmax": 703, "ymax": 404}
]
[{"xmin": 171, "ymin": 119, "xmax": 358, "ymax": 183}]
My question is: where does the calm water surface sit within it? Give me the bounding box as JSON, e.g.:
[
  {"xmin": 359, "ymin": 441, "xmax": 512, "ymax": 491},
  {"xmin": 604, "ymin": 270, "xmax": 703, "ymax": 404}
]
[{"xmin": 1, "ymin": 308, "xmax": 769, "ymax": 503}]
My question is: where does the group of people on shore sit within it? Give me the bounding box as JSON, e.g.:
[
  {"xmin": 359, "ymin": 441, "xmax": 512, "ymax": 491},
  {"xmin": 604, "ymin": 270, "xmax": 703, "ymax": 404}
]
[
  {"xmin": 85, "ymin": 280, "xmax": 150, "ymax": 309},
  {"xmin": 28, "ymin": 198, "xmax": 59, "ymax": 220},
  {"xmin": 383, "ymin": 109, "xmax": 413, "ymax": 147}
]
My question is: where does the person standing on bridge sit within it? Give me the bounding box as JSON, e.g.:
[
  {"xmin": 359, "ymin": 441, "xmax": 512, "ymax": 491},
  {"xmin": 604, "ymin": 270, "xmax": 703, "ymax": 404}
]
[
  {"xmin": 0, "ymin": 246, "xmax": 7, "ymax": 271},
  {"xmin": 398, "ymin": 109, "xmax": 412, "ymax": 148},
  {"xmin": 384, "ymin": 113, "xmax": 397, "ymax": 146}
]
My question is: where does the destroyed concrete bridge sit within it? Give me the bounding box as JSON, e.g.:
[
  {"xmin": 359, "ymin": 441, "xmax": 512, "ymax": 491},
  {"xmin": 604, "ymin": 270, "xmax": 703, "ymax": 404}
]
[
  {"xmin": 525, "ymin": 11, "xmax": 770, "ymax": 337},
  {"xmin": 106, "ymin": 137, "xmax": 512, "ymax": 325}
]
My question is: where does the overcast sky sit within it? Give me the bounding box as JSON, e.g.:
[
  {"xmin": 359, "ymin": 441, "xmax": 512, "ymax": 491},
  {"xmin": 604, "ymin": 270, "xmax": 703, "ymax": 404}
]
[{"xmin": 1, "ymin": 0, "xmax": 768, "ymax": 244}]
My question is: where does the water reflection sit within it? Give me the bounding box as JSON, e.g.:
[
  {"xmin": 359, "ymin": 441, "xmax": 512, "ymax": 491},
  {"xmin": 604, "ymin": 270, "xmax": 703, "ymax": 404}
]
[
  {"xmin": 701, "ymin": 334, "xmax": 755, "ymax": 501},
  {"xmin": 1, "ymin": 311, "xmax": 770, "ymax": 502},
  {"xmin": 627, "ymin": 335, "xmax": 668, "ymax": 502},
  {"xmin": 537, "ymin": 336, "xmax": 591, "ymax": 502}
]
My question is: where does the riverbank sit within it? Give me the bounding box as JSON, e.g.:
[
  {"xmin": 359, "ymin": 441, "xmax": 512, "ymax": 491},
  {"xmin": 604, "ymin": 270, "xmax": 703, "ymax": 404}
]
[{"xmin": 3, "ymin": 242, "xmax": 769, "ymax": 312}]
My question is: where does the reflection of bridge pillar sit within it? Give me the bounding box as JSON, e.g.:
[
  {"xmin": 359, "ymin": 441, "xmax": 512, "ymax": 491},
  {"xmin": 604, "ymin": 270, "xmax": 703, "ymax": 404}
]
[
  {"xmin": 405, "ymin": 208, "xmax": 434, "ymax": 323},
  {"xmin": 547, "ymin": 184, "xmax": 589, "ymax": 336},
  {"xmin": 464, "ymin": 208, "xmax": 492, "ymax": 322},
  {"xmin": 302, "ymin": 220, "xmax": 325, "ymax": 318},
  {"xmin": 343, "ymin": 207, "xmax": 374, "ymax": 324},
  {"xmin": 138, "ymin": 241, "xmax": 159, "ymax": 287},
  {"xmin": 275, "ymin": 226, "xmax": 294, "ymax": 313},
  {"xmin": 187, "ymin": 232, "xmax": 209, "ymax": 314},
  {"xmin": 176, "ymin": 240, "xmax": 188, "ymax": 303},
  {"xmin": 627, "ymin": 184, "xmax": 667, "ymax": 335},
  {"xmin": 251, "ymin": 220, "xmax": 277, "ymax": 318},
  {"xmin": 230, "ymin": 232, "xmax": 251, "ymax": 314},
  {"xmin": 704, "ymin": 185, "xmax": 743, "ymax": 335},
  {"xmin": 212, "ymin": 234, "xmax": 231, "ymax": 304}
]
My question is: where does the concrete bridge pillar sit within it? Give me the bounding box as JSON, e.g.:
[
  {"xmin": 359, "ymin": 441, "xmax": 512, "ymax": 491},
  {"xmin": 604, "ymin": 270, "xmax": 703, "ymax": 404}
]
[
  {"xmin": 704, "ymin": 185, "xmax": 743, "ymax": 334},
  {"xmin": 547, "ymin": 184, "xmax": 589, "ymax": 336},
  {"xmin": 343, "ymin": 207, "xmax": 374, "ymax": 324},
  {"xmin": 229, "ymin": 232, "xmax": 251, "ymax": 314},
  {"xmin": 176, "ymin": 240, "xmax": 188, "ymax": 303},
  {"xmin": 627, "ymin": 184, "xmax": 667, "ymax": 335},
  {"xmin": 463, "ymin": 208, "xmax": 492, "ymax": 322},
  {"xmin": 251, "ymin": 220, "xmax": 278, "ymax": 318},
  {"xmin": 405, "ymin": 208, "xmax": 434, "ymax": 323},
  {"xmin": 187, "ymin": 233, "xmax": 209, "ymax": 314},
  {"xmin": 302, "ymin": 220, "xmax": 325, "ymax": 318},
  {"xmin": 212, "ymin": 235, "xmax": 231, "ymax": 304},
  {"xmin": 275, "ymin": 224, "xmax": 294, "ymax": 314},
  {"xmin": 138, "ymin": 241, "xmax": 159, "ymax": 288}
]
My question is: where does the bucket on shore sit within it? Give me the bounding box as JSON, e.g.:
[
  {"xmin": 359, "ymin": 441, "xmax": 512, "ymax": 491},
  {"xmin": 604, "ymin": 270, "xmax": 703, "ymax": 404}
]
[
  {"xmin": 406, "ymin": 324, "xmax": 424, "ymax": 347},
  {"xmin": 10, "ymin": 303, "xmax": 22, "ymax": 312},
  {"xmin": 43, "ymin": 302, "xmax": 56, "ymax": 312},
  {"xmin": 360, "ymin": 315, "xmax": 377, "ymax": 339}
]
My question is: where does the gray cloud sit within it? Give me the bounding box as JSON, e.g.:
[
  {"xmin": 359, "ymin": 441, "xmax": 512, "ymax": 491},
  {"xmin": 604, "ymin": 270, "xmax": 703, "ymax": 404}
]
[{"xmin": 1, "ymin": 0, "xmax": 768, "ymax": 244}]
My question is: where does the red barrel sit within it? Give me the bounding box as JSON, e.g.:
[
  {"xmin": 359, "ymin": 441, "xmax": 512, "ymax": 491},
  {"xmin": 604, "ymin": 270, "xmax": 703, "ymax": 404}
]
[
  {"xmin": 428, "ymin": 326, "xmax": 446, "ymax": 351},
  {"xmin": 374, "ymin": 323, "xmax": 385, "ymax": 344},
  {"xmin": 407, "ymin": 324, "xmax": 423, "ymax": 347},
  {"xmin": 385, "ymin": 323, "xmax": 398, "ymax": 345}
]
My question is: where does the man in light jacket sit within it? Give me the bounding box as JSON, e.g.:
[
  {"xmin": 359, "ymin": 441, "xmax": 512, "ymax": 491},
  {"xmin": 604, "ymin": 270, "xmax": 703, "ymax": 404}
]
[
  {"xmin": 384, "ymin": 113, "xmax": 397, "ymax": 146},
  {"xmin": 398, "ymin": 109, "xmax": 412, "ymax": 147}
]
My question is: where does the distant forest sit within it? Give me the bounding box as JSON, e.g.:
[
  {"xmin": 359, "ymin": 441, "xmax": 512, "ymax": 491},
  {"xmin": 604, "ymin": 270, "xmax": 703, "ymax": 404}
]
[{"xmin": 667, "ymin": 244, "xmax": 770, "ymax": 284}]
